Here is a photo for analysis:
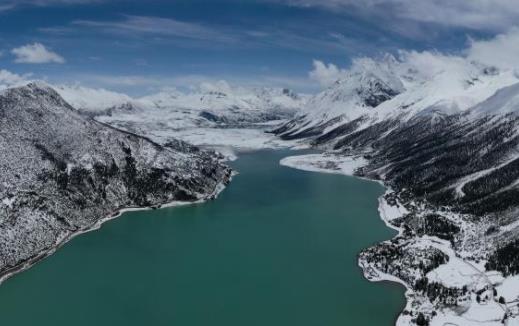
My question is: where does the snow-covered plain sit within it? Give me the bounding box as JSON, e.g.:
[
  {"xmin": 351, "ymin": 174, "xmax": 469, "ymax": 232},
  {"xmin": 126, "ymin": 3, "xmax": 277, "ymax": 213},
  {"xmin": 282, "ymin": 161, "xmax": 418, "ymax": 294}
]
[
  {"xmin": 52, "ymin": 82, "xmax": 308, "ymax": 159},
  {"xmin": 280, "ymin": 153, "xmax": 367, "ymax": 175}
]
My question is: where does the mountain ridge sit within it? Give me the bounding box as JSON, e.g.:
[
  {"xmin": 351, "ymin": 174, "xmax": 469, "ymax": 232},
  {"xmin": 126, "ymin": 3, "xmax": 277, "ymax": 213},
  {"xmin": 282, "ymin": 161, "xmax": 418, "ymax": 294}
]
[
  {"xmin": 0, "ymin": 82, "xmax": 232, "ymax": 282},
  {"xmin": 273, "ymin": 56, "xmax": 519, "ymax": 325}
]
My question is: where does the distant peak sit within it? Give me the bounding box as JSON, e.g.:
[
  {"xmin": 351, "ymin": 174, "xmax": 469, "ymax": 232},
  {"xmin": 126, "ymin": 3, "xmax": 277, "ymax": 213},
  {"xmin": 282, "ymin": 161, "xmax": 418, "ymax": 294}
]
[{"xmin": 11, "ymin": 81, "xmax": 58, "ymax": 96}]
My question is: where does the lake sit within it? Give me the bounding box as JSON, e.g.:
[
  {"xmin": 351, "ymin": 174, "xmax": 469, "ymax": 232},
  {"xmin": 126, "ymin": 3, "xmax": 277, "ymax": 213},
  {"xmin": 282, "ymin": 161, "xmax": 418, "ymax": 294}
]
[{"xmin": 0, "ymin": 150, "xmax": 404, "ymax": 326}]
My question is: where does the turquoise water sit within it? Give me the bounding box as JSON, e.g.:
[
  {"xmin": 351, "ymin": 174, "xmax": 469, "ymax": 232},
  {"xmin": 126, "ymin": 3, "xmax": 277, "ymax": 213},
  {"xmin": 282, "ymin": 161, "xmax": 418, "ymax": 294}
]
[{"xmin": 0, "ymin": 150, "xmax": 404, "ymax": 325}]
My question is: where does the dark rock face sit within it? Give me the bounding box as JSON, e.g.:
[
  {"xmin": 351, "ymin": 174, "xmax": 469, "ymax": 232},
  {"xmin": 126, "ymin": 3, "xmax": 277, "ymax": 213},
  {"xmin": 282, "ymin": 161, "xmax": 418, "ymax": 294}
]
[
  {"xmin": 0, "ymin": 83, "xmax": 232, "ymax": 277},
  {"xmin": 356, "ymin": 78, "xmax": 401, "ymax": 108},
  {"xmin": 199, "ymin": 111, "xmax": 228, "ymax": 124}
]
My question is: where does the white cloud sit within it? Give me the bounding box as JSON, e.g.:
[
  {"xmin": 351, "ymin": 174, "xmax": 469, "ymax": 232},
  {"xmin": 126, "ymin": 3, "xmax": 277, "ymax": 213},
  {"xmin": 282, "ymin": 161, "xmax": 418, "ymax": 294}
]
[
  {"xmin": 308, "ymin": 28, "xmax": 519, "ymax": 91},
  {"xmin": 11, "ymin": 43, "xmax": 65, "ymax": 64},
  {"xmin": 54, "ymin": 83, "xmax": 133, "ymax": 112},
  {"xmin": 0, "ymin": 0, "xmax": 102, "ymax": 11},
  {"xmin": 0, "ymin": 69, "xmax": 30, "ymax": 89},
  {"xmin": 198, "ymin": 80, "xmax": 233, "ymax": 94},
  {"xmin": 309, "ymin": 60, "xmax": 347, "ymax": 87},
  {"xmin": 274, "ymin": 0, "xmax": 519, "ymax": 33},
  {"xmin": 0, "ymin": 3, "xmax": 16, "ymax": 11},
  {"xmin": 73, "ymin": 15, "xmax": 237, "ymax": 43},
  {"xmin": 65, "ymin": 15, "xmax": 375, "ymax": 54},
  {"xmin": 6, "ymin": 26, "xmax": 518, "ymax": 97},
  {"xmin": 394, "ymin": 0, "xmax": 519, "ymax": 31},
  {"xmin": 72, "ymin": 72, "xmax": 317, "ymax": 95},
  {"xmin": 398, "ymin": 50, "xmax": 467, "ymax": 78},
  {"xmin": 467, "ymin": 28, "xmax": 519, "ymax": 70}
]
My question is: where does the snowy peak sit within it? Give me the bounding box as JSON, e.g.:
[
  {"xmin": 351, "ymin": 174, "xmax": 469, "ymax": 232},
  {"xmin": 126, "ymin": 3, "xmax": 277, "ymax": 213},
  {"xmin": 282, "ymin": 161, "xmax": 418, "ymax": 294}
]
[
  {"xmin": 138, "ymin": 90, "xmax": 182, "ymax": 108},
  {"xmin": 281, "ymin": 88, "xmax": 300, "ymax": 100},
  {"xmin": 54, "ymin": 84, "xmax": 133, "ymax": 113},
  {"xmin": 354, "ymin": 73, "xmax": 402, "ymax": 108},
  {"xmin": 279, "ymin": 53, "xmax": 519, "ymax": 142},
  {"xmin": 331, "ymin": 68, "xmax": 403, "ymax": 108},
  {"xmin": 338, "ymin": 57, "xmax": 405, "ymax": 102},
  {"xmin": 52, "ymin": 82, "xmax": 306, "ymax": 126},
  {"xmin": 298, "ymin": 58, "xmax": 405, "ymax": 125},
  {"xmin": 1, "ymin": 82, "xmax": 76, "ymax": 115},
  {"xmin": 189, "ymin": 84, "xmax": 305, "ymax": 114}
]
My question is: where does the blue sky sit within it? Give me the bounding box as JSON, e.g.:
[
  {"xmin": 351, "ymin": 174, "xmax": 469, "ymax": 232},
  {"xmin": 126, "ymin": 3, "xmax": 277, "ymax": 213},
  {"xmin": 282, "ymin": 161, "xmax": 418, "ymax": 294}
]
[{"xmin": 0, "ymin": 0, "xmax": 516, "ymax": 94}]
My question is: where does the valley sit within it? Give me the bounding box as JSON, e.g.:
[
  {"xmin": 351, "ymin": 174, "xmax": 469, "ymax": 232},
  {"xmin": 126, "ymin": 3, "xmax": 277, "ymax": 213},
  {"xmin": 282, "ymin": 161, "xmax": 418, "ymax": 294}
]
[
  {"xmin": 4, "ymin": 1, "xmax": 519, "ymax": 325},
  {"xmin": 0, "ymin": 150, "xmax": 405, "ymax": 326},
  {"xmin": 3, "ymin": 45, "xmax": 519, "ymax": 326}
]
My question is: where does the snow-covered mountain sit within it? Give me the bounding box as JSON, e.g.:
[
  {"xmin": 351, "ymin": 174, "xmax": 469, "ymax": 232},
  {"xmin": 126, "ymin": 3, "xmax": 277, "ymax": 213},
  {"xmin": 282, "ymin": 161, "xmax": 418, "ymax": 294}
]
[
  {"xmin": 57, "ymin": 81, "xmax": 306, "ymax": 126},
  {"xmin": 273, "ymin": 53, "xmax": 519, "ymax": 325},
  {"xmin": 470, "ymin": 82, "xmax": 519, "ymax": 117},
  {"xmin": 6, "ymin": 50, "xmax": 519, "ymax": 325},
  {"xmin": 0, "ymin": 82, "xmax": 231, "ymax": 282},
  {"xmin": 51, "ymin": 81, "xmax": 308, "ymax": 151},
  {"xmin": 149, "ymin": 83, "xmax": 304, "ymax": 124},
  {"xmin": 276, "ymin": 54, "xmax": 519, "ymax": 142},
  {"xmin": 54, "ymin": 84, "xmax": 133, "ymax": 114},
  {"xmin": 300, "ymin": 56, "xmax": 404, "ymax": 122}
]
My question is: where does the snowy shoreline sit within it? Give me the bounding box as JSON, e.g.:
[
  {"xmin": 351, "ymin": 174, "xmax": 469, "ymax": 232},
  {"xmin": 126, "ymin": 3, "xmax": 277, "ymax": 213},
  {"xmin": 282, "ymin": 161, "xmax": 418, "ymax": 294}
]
[
  {"xmin": 3, "ymin": 146, "xmax": 514, "ymax": 325},
  {"xmin": 0, "ymin": 127, "xmax": 291, "ymax": 286},
  {"xmin": 0, "ymin": 178, "xmax": 232, "ymax": 286},
  {"xmin": 279, "ymin": 152, "xmax": 516, "ymax": 326},
  {"xmin": 279, "ymin": 152, "xmax": 411, "ymax": 324}
]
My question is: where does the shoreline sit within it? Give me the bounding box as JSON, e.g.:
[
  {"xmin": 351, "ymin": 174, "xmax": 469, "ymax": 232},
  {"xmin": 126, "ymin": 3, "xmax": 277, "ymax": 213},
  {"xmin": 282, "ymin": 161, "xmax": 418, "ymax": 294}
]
[
  {"xmin": 279, "ymin": 152, "xmax": 414, "ymax": 326},
  {"xmin": 4, "ymin": 148, "xmax": 502, "ymax": 324},
  {"xmin": 280, "ymin": 151, "xmax": 519, "ymax": 325},
  {"xmin": 0, "ymin": 178, "xmax": 232, "ymax": 286}
]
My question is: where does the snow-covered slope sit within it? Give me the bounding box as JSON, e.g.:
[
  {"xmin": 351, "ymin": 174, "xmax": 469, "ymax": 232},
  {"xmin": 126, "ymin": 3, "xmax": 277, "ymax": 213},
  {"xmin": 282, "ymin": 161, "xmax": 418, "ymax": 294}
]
[
  {"xmin": 276, "ymin": 54, "xmax": 519, "ymax": 142},
  {"xmin": 470, "ymin": 82, "xmax": 519, "ymax": 117},
  {"xmin": 52, "ymin": 82, "xmax": 306, "ymax": 151},
  {"xmin": 55, "ymin": 81, "xmax": 306, "ymax": 126},
  {"xmin": 300, "ymin": 56, "xmax": 404, "ymax": 124},
  {"xmin": 54, "ymin": 84, "xmax": 133, "ymax": 115},
  {"xmin": 0, "ymin": 82, "xmax": 232, "ymax": 282},
  {"xmin": 50, "ymin": 82, "xmax": 307, "ymax": 151},
  {"xmin": 153, "ymin": 83, "xmax": 304, "ymax": 124}
]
